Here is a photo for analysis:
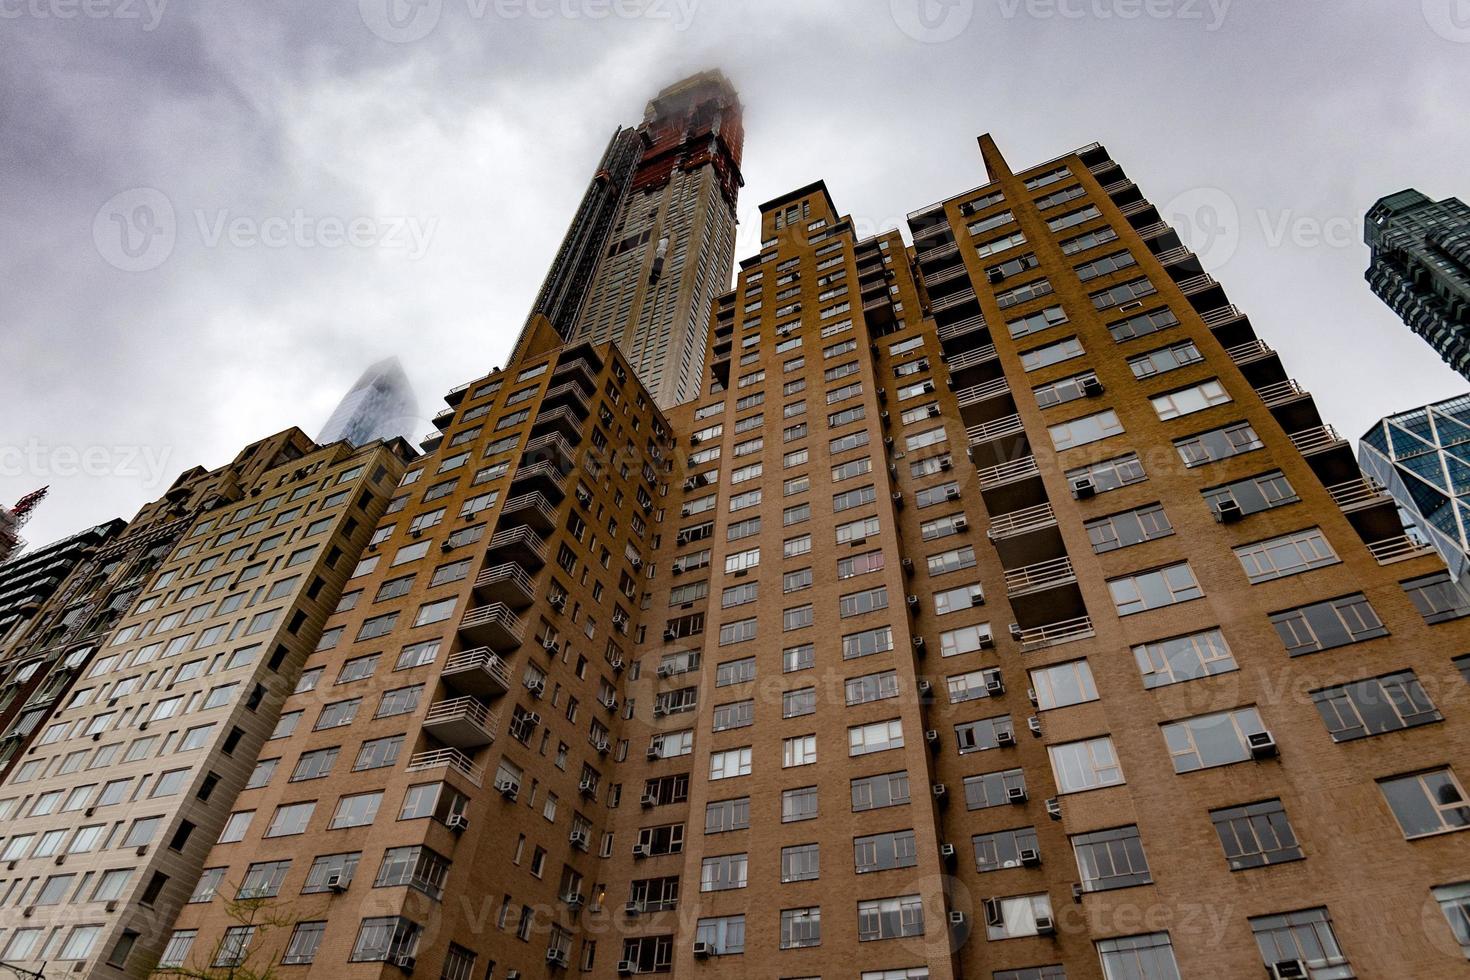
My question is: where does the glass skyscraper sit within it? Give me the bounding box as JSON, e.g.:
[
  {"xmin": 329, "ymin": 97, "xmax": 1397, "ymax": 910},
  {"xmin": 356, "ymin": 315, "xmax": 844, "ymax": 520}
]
[{"xmin": 317, "ymin": 356, "xmax": 420, "ymax": 447}]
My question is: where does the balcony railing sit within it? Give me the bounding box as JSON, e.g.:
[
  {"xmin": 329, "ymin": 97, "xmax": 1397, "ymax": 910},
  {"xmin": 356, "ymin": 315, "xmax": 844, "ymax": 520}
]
[
  {"xmin": 955, "ymin": 377, "xmax": 1011, "ymax": 407},
  {"xmin": 522, "ymin": 432, "xmax": 577, "ymax": 465},
  {"xmin": 968, "ymin": 414, "xmax": 1025, "ymax": 445},
  {"xmin": 1366, "ymin": 536, "xmax": 1439, "ymax": 565},
  {"xmin": 917, "ymin": 240, "xmax": 960, "ymax": 264},
  {"xmin": 931, "ymin": 288, "xmax": 977, "ymax": 313},
  {"xmin": 444, "ymin": 380, "xmax": 475, "ymax": 405},
  {"xmin": 500, "ymin": 492, "xmax": 559, "ymax": 531},
  {"xmin": 937, "ymin": 315, "xmax": 987, "ymax": 342},
  {"xmin": 1087, "ymin": 159, "xmax": 1116, "ymax": 175},
  {"xmin": 458, "ymin": 603, "xmax": 526, "ymax": 651},
  {"xmin": 1325, "ymin": 477, "xmax": 1391, "ymax": 512},
  {"xmin": 1014, "ymin": 615, "xmax": 1096, "ymax": 653},
  {"xmin": 947, "ymin": 345, "xmax": 999, "ymax": 372},
  {"xmin": 1174, "ymin": 273, "xmax": 1217, "ymax": 296},
  {"xmin": 1255, "ymin": 379, "xmax": 1310, "ymax": 407},
  {"xmin": 510, "ymin": 460, "xmax": 567, "ymax": 498},
  {"xmin": 1004, "ymin": 556, "xmax": 1078, "ymax": 597},
  {"xmin": 1200, "ymin": 305, "xmax": 1246, "ymax": 328},
  {"xmin": 407, "ymin": 748, "xmax": 484, "ymax": 787},
  {"xmin": 987, "ymin": 502, "xmax": 1058, "ymax": 541},
  {"xmin": 531, "ymin": 405, "xmax": 583, "ymax": 438},
  {"xmin": 924, "ymin": 264, "xmax": 969, "ymax": 287},
  {"xmin": 419, "ymin": 431, "xmax": 444, "ymax": 452},
  {"xmin": 441, "ymin": 648, "xmax": 512, "ymax": 697},
  {"xmin": 976, "ymin": 456, "xmax": 1041, "ymax": 490},
  {"xmin": 433, "ymin": 407, "xmax": 456, "ymax": 429},
  {"xmin": 1225, "ymin": 340, "xmax": 1274, "ymax": 364},
  {"xmin": 1289, "ymin": 425, "xmax": 1345, "ymax": 456},
  {"xmin": 1118, "ymin": 200, "xmax": 1153, "ymax": 217},
  {"xmin": 1134, "ymin": 221, "xmax": 1170, "ymax": 239},
  {"xmin": 552, "ymin": 357, "xmax": 598, "ymax": 392},
  {"xmin": 423, "ymin": 696, "xmax": 500, "ymax": 749},
  {"xmin": 486, "ymin": 526, "xmax": 549, "ymax": 565},
  {"xmin": 542, "ymin": 382, "xmax": 591, "ymax": 416},
  {"xmin": 1102, "ymin": 179, "xmax": 1135, "ymax": 196},
  {"xmin": 473, "ymin": 562, "xmax": 536, "ymax": 607},
  {"xmin": 1152, "ymin": 246, "xmax": 1194, "ymax": 266}
]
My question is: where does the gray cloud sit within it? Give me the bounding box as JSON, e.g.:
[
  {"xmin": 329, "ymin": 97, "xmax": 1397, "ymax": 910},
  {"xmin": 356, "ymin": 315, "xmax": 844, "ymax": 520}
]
[{"xmin": 3, "ymin": 0, "xmax": 1467, "ymax": 545}]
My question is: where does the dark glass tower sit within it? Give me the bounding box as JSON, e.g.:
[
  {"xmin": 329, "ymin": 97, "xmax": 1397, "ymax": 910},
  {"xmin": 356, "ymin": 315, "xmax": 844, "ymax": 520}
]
[
  {"xmin": 1365, "ymin": 189, "xmax": 1470, "ymax": 379},
  {"xmin": 317, "ymin": 356, "xmax": 420, "ymax": 447}
]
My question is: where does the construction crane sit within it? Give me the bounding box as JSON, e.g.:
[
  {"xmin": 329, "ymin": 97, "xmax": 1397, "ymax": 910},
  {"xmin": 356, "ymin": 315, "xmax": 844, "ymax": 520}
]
[{"xmin": 0, "ymin": 487, "xmax": 48, "ymax": 564}]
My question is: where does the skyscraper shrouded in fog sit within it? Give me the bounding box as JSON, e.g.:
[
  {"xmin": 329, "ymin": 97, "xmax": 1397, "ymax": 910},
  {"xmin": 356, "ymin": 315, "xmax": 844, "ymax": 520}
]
[
  {"xmin": 319, "ymin": 357, "xmax": 422, "ymax": 447},
  {"xmin": 4, "ymin": 75, "xmax": 1470, "ymax": 980},
  {"xmin": 1365, "ymin": 188, "xmax": 1470, "ymax": 380}
]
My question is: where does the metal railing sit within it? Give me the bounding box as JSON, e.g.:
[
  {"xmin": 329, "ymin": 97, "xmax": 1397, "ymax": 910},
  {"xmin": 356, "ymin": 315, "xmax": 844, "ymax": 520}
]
[
  {"xmin": 487, "ymin": 526, "xmax": 549, "ymax": 561},
  {"xmin": 1004, "ymin": 556, "xmax": 1078, "ymax": 596},
  {"xmin": 474, "ymin": 562, "xmax": 535, "ymax": 599},
  {"xmin": 937, "ymin": 316, "xmax": 987, "ymax": 342},
  {"xmin": 1255, "ymin": 379, "xmax": 1309, "ymax": 407},
  {"xmin": 1153, "ymin": 246, "xmax": 1194, "ymax": 266},
  {"xmin": 956, "ymin": 377, "xmax": 1011, "ymax": 406},
  {"xmin": 1325, "ymin": 478, "xmax": 1390, "ymax": 511},
  {"xmin": 976, "ymin": 456, "xmax": 1041, "ymax": 489},
  {"xmin": 917, "ymin": 240, "xmax": 960, "ymax": 263},
  {"xmin": 930, "ymin": 288, "xmax": 977, "ymax": 312},
  {"xmin": 442, "ymin": 648, "xmax": 512, "ymax": 692},
  {"xmin": 1367, "ymin": 536, "xmax": 1439, "ymax": 565},
  {"xmin": 1289, "ymin": 425, "xmax": 1344, "ymax": 455},
  {"xmin": 1174, "ymin": 273, "xmax": 1218, "ymax": 295},
  {"xmin": 1225, "ymin": 340, "xmax": 1274, "ymax": 363},
  {"xmin": 1014, "ymin": 615, "xmax": 1096, "ymax": 652},
  {"xmin": 459, "ymin": 603, "xmax": 525, "ymax": 642},
  {"xmin": 1200, "ymin": 305, "xmax": 1245, "ymax": 328},
  {"xmin": 1118, "ymin": 200, "xmax": 1153, "ymax": 217},
  {"xmin": 1134, "ymin": 221, "xmax": 1170, "ymax": 239},
  {"xmin": 407, "ymin": 748, "xmax": 484, "ymax": 787},
  {"xmin": 967, "ymin": 414, "xmax": 1025, "ymax": 444},
  {"xmin": 947, "ymin": 345, "xmax": 999, "ymax": 372},
  {"xmin": 987, "ymin": 503, "xmax": 1058, "ymax": 541},
  {"xmin": 1102, "ymin": 179, "xmax": 1135, "ymax": 195},
  {"xmin": 500, "ymin": 492, "xmax": 558, "ymax": 525},
  {"xmin": 425, "ymin": 696, "xmax": 499, "ymax": 734}
]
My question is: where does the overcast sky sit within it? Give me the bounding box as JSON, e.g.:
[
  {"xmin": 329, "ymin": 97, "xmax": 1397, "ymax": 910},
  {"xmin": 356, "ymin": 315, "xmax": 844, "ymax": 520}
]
[{"xmin": 3, "ymin": 0, "xmax": 1468, "ymax": 547}]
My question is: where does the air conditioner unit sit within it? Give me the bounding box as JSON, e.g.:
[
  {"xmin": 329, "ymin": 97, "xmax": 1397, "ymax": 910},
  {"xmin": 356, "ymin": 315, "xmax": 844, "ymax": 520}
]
[
  {"xmin": 1019, "ymin": 847, "xmax": 1041, "ymax": 866},
  {"xmin": 691, "ymin": 942, "xmax": 712, "ymax": 959},
  {"xmin": 985, "ymin": 674, "xmax": 1004, "ymax": 695},
  {"xmin": 939, "ymin": 842, "xmax": 956, "ymax": 861},
  {"xmin": 1027, "ymin": 687, "xmax": 1039, "ymax": 706},
  {"xmin": 546, "ymin": 949, "xmax": 569, "ymax": 967},
  {"xmin": 953, "ymin": 516, "xmax": 969, "ymax": 531},
  {"xmin": 505, "ymin": 971, "xmax": 521, "ymax": 980},
  {"xmin": 1071, "ymin": 478, "xmax": 1096, "ymax": 499},
  {"xmin": 891, "ymin": 491, "xmax": 905, "ymax": 507},
  {"xmin": 595, "ymin": 738, "xmax": 610, "ymax": 754},
  {"xmin": 1028, "ymin": 716, "xmax": 1043, "ymax": 737},
  {"xmin": 525, "ymin": 711, "xmax": 541, "ymax": 726},
  {"xmin": 912, "ymin": 636, "xmax": 926, "ymax": 651},
  {"xmin": 883, "ymin": 435, "xmax": 895, "ymax": 447},
  {"xmin": 527, "ymin": 679, "xmax": 546, "ymax": 697},
  {"xmin": 609, "ymin": 659, "xmax": 624, "ymax": 673},
  {"xmin": 623, "ymin": 902, "xmax": 643, "ymax": 916},
  {"xmin": 924, "ymin": 728, "xmax": 939, "ymax": 744},
  {"xmin": 495, "ymin": 778, "xmax": 520, "ymax": 800},
  {"xmin": 663, "ymin": 627, "xmax": 679, "ymax": 641},
  {"xmin": 682, "ymin": 478, "xmax": 698, "ymax": 491},
  {"xmin": 549, "ymin": 594, "xmax": 566, "ymax": 611},
  {"xmin": 997, "ymin": 729, "xmax": 1016, "ymax": 746},
  {"xmin": 977, "ymin": 630, "xmax": 995, "ymax": 649},
  {"xmin": 1006, "ymin": 785, "xmax": 1028, "ymax": 803},
  {"xmin": 1072, "ymin": 882, "xmax": 1085, "ymax": 903},
  {"xmin": 906, "ymin": 594, "xmax": 919, "ymax": 608},
  {"xmin": 1268, "ymin": 960, "xmax": 1310, "ymax": 980},
  {"xmin": 563, "ymin": 890, "xmax": 585, "ymax": 908},
  {"xmin": 922, "ymin": 381, "xmax": 936, "ymax": 395},
  {"xmin": 1247, "ymin": 730, "xmax": 1278, "ymax": 759},
  {"xmin": 927, "ymin": 404, "xmax": 942, "ymax": 418},
  {"xmin": 1035, "ymin": 913, "xmax": 1056, "ymax": 935},
  {"xmin": 617, "ymin": 960, "xmax": 639, "ymax": 976},
  {"xmin": 901, "ymin": 557, "xmax": 915, "ymax": 572},
  {"xmin": 653, "ymin": 704, "xmax": 666, "ymax": 718},
  {"xmin": 949, "ymin": 910, "xmax": 968, "ymax": 926},
  {"xmin": 945, "ymin": 486, "xmax": 960, "ymax": 500},
  {"xmin": 670, "ymin": 559, "xmax": 685, "ymax": 575},
  {"xmin": 646, "ymin": 744, "xmax": 662, "ymax": 760},
  {"xmin": 326, "ymin": 873, "xmax": 348, "ymax": 893},
  {"xmin": 690, "ymin": 434, "xmax": 701, "ymax": 445},
  {"xmin": 917, "ymin": 679, "xmax": 933, "ymax": 697},
  {"xmin": 632, "ymin": 843, "xmax": 650, "ymax": 858},
  {"xmin": 939, "ymin": 456, "xmax": 953, "ymax": 471},
  {"xmin": 656, "ymin": 663, "xmax": 673, "ymax": 678},
  {"xmin": 641, "ymin": 791, "xmax": 659, "ymax": 807},
  {"xmin": 394, "ymin": 954, "xmax": 416, "ymax": 972},
  {"xmin": 1213, "ymin": 499, "xmax": 1244, "ymax": 523},
  {"xmin": 541, "ymin": 637, "xmax": 559, "ymax": 654},
  {"xmin": 1009, "ymin": 623, "xmax": 1024, "ymax": 641},
  {"xmin": 988, "ymin": 268, "xmax": 1005, "ymax": 284},
  {"xmin": 1046, "ymin": 797, "xmax": 1062, "ymax": 820},
  {"xmin": 579, "ymin": 777, "xmax": 596, "ymax": 793},
  {"xmin": 932, "ymin": 782, "xmax": 948, "ymax": 799}
]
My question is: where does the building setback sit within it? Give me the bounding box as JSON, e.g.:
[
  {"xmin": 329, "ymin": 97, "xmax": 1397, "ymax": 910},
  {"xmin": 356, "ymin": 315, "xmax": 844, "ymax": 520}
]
[
  {"xmin": 147, "ymin": 135, "xmax": 1470, "ymax": 980},
  {"xmin": 1365, "ymin": 188, "xmax": 1470, "ymax": 381},
  {"xmin": 0, "ymin": 430, "xmax": 408, "ymax": 975}
]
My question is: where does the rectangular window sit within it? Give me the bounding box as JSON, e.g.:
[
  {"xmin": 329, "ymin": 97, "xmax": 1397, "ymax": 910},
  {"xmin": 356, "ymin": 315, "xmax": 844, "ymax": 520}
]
[
  {"xmin": 1085, "ymin": 503, "xmax": 1173, "ymax": 553},
  {"xmin": 1020, "ymin": 336, "xmax": 1085, "ymax": 372},
  {"xmin": 1161, "ymin": 706, "xmax": 1268, "ymax": 773},
  {"xmin": 1202, "ymin": 470, "xmax": 1298, "ymax": 518},
  {"xmin": 1030, "ymin": 660, "xmax": 1099, "ymax": 709},
  {"xmin": 972, "ymin": 826, "xmax": 1040, "ymax": 873},
  {"xmin": 780, "ymin": 907, "xmax": 822, "ymax": 950},
  {"xmin": 1233, "ymin": 528, "xmax": 1339, "ymax": 583},
  {"xmin": 1108, "ymin": 306, "xmax": 1180, "ymax": 343},
  {"xmin": 1073, "ymin": 825, "xmax": 1151, "ymax": 892},
  {"xmin": 1174, "ymin": 421, "xmax": 1264, "ymax": 467},
  {"xmin": 782, "ymin": 785, "xmax": 819, "ymax": 823},
  {"xmin": 781, "ymin": 843, "xmax": 821, "ymax": 882},
  {"xmin": 851, "ymin": 771, "xmax": 910, "ymax": 812},
  {"xmin": 1049, "ymin": 737, "xmax": 1124, "ymax": 794},
  {"xmin": 1049, "ymin": 409, "xmax": 1124, "ymax": 451},
  {"xmin": 854, "ymin": 830, "xmax": 917, "ymax": 874},
  {"xmin": 1210, "ymin": 799, "xmax": 1304, "ymax": 870},
  {"xmin": 1249, "ymin": 908, "xmax": 1351, "ymax": 978},
  {"xmin": 1311, "ymin": 670, "xmax": 1441, "ymax": 742},
  {"xmin": 1403, "ymin": 572, "xmax": 1470, "ymax": 624},
  {"xmin": 1096, "ymin": 932, "xmax": 1181, "ymax": 980},
  {"xmin": 1108, "ymin": 562, "xmax": 1203, "ymax": 616},
  {"xmin": 1133, "ymin": 628, "xmax": 1236, "ymax": 688},
  {"xmin": 1127, "ymin": 339, "xmax": 1203, "ymax": 379},
  {"xmin": 1270, "ymin": 593, "xmax": 1388, "ymax": 656},
  {"xmin": 1379, "ymin": 768, "xmax": 1470, "ymax": 838},
  {"xmin": 857, "ymin": 894, "xmax": 925, "ymax": 942},
  {"xmin": 848, "ymin": 719, "xmax": 904, "ymax": 756}
]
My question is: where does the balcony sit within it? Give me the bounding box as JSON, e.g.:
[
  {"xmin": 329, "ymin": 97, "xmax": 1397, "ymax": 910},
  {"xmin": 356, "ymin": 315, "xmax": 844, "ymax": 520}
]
[
  {"xmin": 1325, "ymin": 478, "xmax": 1392, "ymax": 513},
  {"xmin": 1088, "ymin": 158, "xmax": 1118, "ymax": 175},
  {"xmin": 918, "ymin": 240, "xmax": 960, "ymax": 264},
  {"xmin": 444, "ymin": 380, "xmax": 474, "ymax": 406},
  {"xmin": 937, "ymin": 315, "xmax": 987, "ymax": 343},
  {"xmin": 1102, "ymin": 179, "xmax": 1136, "ymax": 196},
  {"xmin": 423, "ymin": 697, "xmax": 500, "ymax": 749},
  {"xmin": 407, "ymin": 748, "xmax": 484, "ymax": 787},
  {"xmin": 956, "ymin": 377, "xmax": 1011, "ymax": 407},
  {"xmin": 486, "ymin": 525, "xmax": 550, "ymax": 566},
  {"xmin": 1118, "ymin": 199, "xmax": 1153, "ymax": 218},
  {"xmin": 1004, "ymin": 556, "xmax": 1078, "ymax": 597},
  {"xmin": 1013, "ymin": 615, "xmax": 1096, "ymax": 653},
  {"xmin": 509, "ymin": 460, "xmax": 567, "ymax": 499},
  {"xmin": 542, "ymin": 382, "xmax": 591, "ymax": 417},
  {"xmin": 419, "ymin": 431, "xmax": 444, "ymax": 453},
  {"xmin": 1152, "ymin": 246, "xmax": 1194, "ymax": 267},
  {"xmin": 531, "ymin": 405, "xmax": 583, "ymax": 440},
  {"xmin": 457, "ymin": 603, "xmax": 525, "ymax": 651},
  {"xmin": 1134, "ymin": 221, "xmax": 1171, "ymax": 239},
  {"xmin": 931, "ymin": 288, "xmax": 977, "ymax": 313},
  {"xmin": 1289, "ymin": 425, "xmax": 1346, "ymax": 456},
  {"xmin": 976, "ymin": 456, "xmax": 1041, "ymax": 491},
  {"xmin": 987, "ymin": 503, "xmax": 1058, "ymax": 541},
  {"xmin": 1366, "ymin": 536, "xmax": 1439, "ymax": 565},
  {"xmin": 500, "ymin": 492, "xmax": 559, "ymax": 532},
  {"xmin": 1174, "ymin": 274, "xmax": 1218, "ymax": 296},
  {"xmin": 474, "ymin": 562, "xmax": 536, "ymax": 607},
  {"xmin": 1225, "ymin": 340, "xmax": 1274, "ymax": 365},
  {"xmin": 523, "ymin": 432, "xmax": 577, "ymax": 467},
  {"xmin": 441, "ymin": 648, "xmax": 512, "ymax": 698},
  {"xmin": 924, "ymin": 264, "xmax": 970, "ymax": 288},
  {"xmin": 968, "ymin": 414, "xmax": 1026, "ymax": 446},
  {"xmin": 1255, "ymin": 379, "xmax": 1310, "ymax": 408},
  {"xmin": 1200, "ymin": 305, "xmax": 1246, "ymax": 329},
  {"xmin": 552, "ymin": 356, "xmax": 598, "ymax": 393},
  {"xmin": 947, "ymin": 345, "xmax": 999, "ymax": 373},
  {"xmin": 433, "ymin": 408, "xmax": 456, "ymax": 430}
]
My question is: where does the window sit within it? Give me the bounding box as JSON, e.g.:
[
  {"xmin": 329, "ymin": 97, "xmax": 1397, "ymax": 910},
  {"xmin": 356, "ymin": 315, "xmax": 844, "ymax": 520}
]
[
  {"xmin": 705, "ymin": 797, "xmax": 749, "ymax": 833},
  {"xmin": 1432, "ymin": 883, "xmax": 1470, "ymax": 960},
  {"xmin": 1233, "ymin": 528, "xmax": 1339, "ymax": 583},
  {"xmin": 694, "ymin": 916, "xmax": 745, "ymax": 956},
  {"xmin": 1249, "ymin": 908, "xmax": 1352, "ymax": 979},
  {"xmin": 718, "ymin": 619, "xmax": 756, "ymax": 645},
  {"xmin": 854, "ymin": 830, "xmax": 916, "ymax": 874},
  {"xmin": 282, "ymin": 922, "xmax": 326, "ymax": 965},
  {"xmin": 784, "ymin": 687, "xmax": 818, "ymax": 716},
  {"xmin": 846, "ymin": 671, "xmax": 899, "ymax": 706},
  {"xmin": 1270, "ymin": 593, "xmax": 1388, "ymax": 656},
  {"xmin": 1161, "ymin": 706, "xmax": 1268, "ymax": 773},
  {"xmin": 1127, "ymin": 339, "xmax": 1203, "ymax": 379},
  {"xmin": 355, "ymin": 735, "xmax": 403, "ymax": 771},
  {"xmin": 1403, "ymin": 571, "xmax": 1470, "ymax": 624},
  {"xmin": 782, "ymin": 843, "xmax": 821, "ymax": 882},
  {"xmin": 1202, "ymin": 470, "xmax": 1298, "ymax": 517},
  {"xmin": 1033, "ymin": 370, "xmax": 1100, "ymax": 408},
  {"xmin": 783, "ymin": 785, "xmax": 819, "ymax": 822},
  {"xmin": 1049, "ymin": 737, "xmax": 1124, "ymax": 793},
  {"xmin": 972, "ymin": 827, "xmax": 1040, "ymax": 873},
  {"xmin": 1133, "ymin": 628, "xmax": 1237, "ymax": 687},
  {"xmin": 1006, "ymin": 304, "xmax": 1067, "ymax": 338},
  {"xmin": 1073, "ymin": 825, "xmax": 1151, "ymax": 892},
  {"xmin": 712, "ymin": 700, "xmax": 754, "ymax": 731},
  {"xmin": 1030, "ymin": 660, "xmax": 1098, "ymax": 709},
  {"xmin": 375, "ymin": 846, "xmax": 451, "ymax": 900},
  {"xmin": 330, "ymin": 791, "xmax": 383, "ymax": 828},
  {"xmin": 842, "ymin": 625, "xmax": 895, "ymax": 660},
  {"xmin": 1378, "ymin": 768, "xmax": 1470, "ymax": 838},
  {"xmin": 303, "ymin": 852, "xmax": 361, "ymax": 893},
  {"xmin": 1108, "ymin": 306, "xmax": 1180, "ymax": 343},
  {"xmin": 1210, "ymin": 799, "xmax": 1303, "ymax": 870},
  {"xmin": 710, "ymin": 747, "xmax": 752, "ymax": 780},
  {"xmin": 264, "ymin": 801, "xmax": 315, "ymax": 838},
  {"xmin": 1068, "ymin": 453, "xmax": 1146, "ymax": 494},
  {"xmin": 985, "ymin": 893, "xmax": 1053, "ymax": 940},
  {"xmin": 939, "ymin": 622, "xmax": 993, "ymax": 657},
  {"xmin": 1020, "ymin": 336, "xmax": 1085, "ymax": 372},
  {"xmin": 934, "ymin": 583, "xmax": 984, "ymax": 615},
  {"xmin": 840, "ymin": 585, "xmax": 888, "ymax": 618},
  {"xmin": 781, "ymin": 907, "xmax": 822, "ymax": 950},
  {"xmin": 784, "ymin": 733, "xmax": 818, "ymax": 767},
  {"xmin": 849, "ymin": 718, "xmax": 904, "ymax": 756},
  {"xmin": 783, "ymin": 604, "xmax": 814, "ymax": 631},
  {"xmin": 1108, "ymin": 562, "xmax": 1203, "ymax": 615},
  {"xmin": 1049, "ymin": 409, "xmax": 1124, "ymax": 450},
  {"xmin": 214, "ymin": 927, "xmax": 256, "ymax": 968},
  {"xmin": 239, "ymin": 860, "xmax": 292, "ymax": 898},
  {"xmin": 857, "ymin": 894, "xmax": 924, "ymax": 942},
  {"xmin": 1311, "ymin": 670, "xmax": 1441, "ymax": 742},
  {"xmin": 1096, "ymin": 932, "xmax": 1181, "ymax": 980},
  {"xmin": 159, "ymin": 931, "xmax": 196, "ymax": 968},
  {"xmin": 700, "ymin": 853, "xmax": 748, "ymax": 891},
  {"xmin": 350, "ymin": 916, "xmax": 421, "ymax": 963},
  {"xmin": 956, "ymin": 715, "xmax": 1013, "ymax": 753},
  {"xmin": 1174, "ymin": 420, "xmax": 1263, "ymax": 467},
  {"xmin": 1085, "ymin": 504, "xmax": 1173, "ymax": 553}
]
